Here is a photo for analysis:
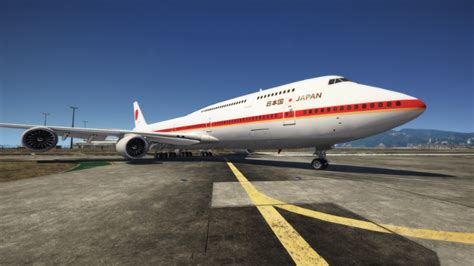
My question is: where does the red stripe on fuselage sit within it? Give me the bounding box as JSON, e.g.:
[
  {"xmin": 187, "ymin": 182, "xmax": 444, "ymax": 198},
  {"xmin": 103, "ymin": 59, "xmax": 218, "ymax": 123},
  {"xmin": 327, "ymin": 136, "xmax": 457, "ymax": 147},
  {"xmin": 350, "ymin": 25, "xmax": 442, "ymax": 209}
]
[{"xmin": 154, "ymin": 99, "xmax": 425, "ymax": 133}]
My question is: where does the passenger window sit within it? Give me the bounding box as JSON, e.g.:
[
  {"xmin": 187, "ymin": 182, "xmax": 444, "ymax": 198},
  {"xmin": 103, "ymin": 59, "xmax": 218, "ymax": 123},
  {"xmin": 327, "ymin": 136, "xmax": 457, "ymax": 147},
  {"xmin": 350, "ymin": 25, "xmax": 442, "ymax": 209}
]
[
  {"xmin": 333, "ymin": 107, "xmax": 337, "ymax": 111},
  {"xmin": 327, "ymin": 107, "xmax": 331, "ymax": 112},
  {"xmin": 309, "ymin": 109, "xmax": 312, "ymax": 114},
  {"xmin": 362, "ymin": 104, "xmax": 367, "ymax": 109},
  {"xmin": 370, "ymin": 103, "xmax": 375, "ymax": 108},
  {"xmin": 340, "ymin": 106, "xmax": 344, "ymax": 111},
  {"xmin": 303, "ymin": 110, "xmax": 307, "ymax": 114},
  {"xmin": 387, "ymin": 102, "xmax": 392, "ymax": 107},
  {"xmin": 354, "ymin": 104, "xmax": 358, "ymax": 109},
  {"xmin": 347, "ymin": 105, "xmax": 351, "ymax": 110},
  {"xmin": 320, "ymin": 108, "xmax": 324, "ymax": 113},
  {"xmin": 315, "ymin": 109, "xmax": 318, "ymax": 113},
  {"xmin": 378, "ymin": 103, "xmax": 383, "ymax": 107},
  {"xmin": 396, "ymin": 101, "xmax": 401, "ymax": 106},
  {"xmin": 292, "ymin": 88, "xmax": 295, "ymax": 92}
]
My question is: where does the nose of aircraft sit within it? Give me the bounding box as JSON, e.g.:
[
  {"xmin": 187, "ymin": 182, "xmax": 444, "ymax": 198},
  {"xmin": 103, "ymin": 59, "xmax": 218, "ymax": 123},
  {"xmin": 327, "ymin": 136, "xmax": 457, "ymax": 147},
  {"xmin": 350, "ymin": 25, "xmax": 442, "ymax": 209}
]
[
  {"xmin": 415, "ymin": 98, "xmax": 427, "ymax": 110},
  {"xmin": 394, "ymin": 97, "xmax": 426, "ymax": 127}
]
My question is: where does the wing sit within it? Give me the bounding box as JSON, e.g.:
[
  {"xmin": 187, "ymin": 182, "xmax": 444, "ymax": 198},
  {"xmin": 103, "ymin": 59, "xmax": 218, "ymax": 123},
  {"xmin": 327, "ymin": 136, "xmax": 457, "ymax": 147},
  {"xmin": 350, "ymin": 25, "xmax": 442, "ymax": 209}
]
[{"xmin": 0, "ymin": 123, "xmax": 218, "ymax": 146}]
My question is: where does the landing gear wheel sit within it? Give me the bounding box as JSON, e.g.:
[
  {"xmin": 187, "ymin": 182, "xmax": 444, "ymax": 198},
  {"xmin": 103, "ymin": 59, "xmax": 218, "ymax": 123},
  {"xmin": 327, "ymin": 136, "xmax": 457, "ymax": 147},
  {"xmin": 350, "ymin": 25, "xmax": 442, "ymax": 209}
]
[{"xmin": 311, "ymin": 158, "xmax": 328, "ymax": 170}]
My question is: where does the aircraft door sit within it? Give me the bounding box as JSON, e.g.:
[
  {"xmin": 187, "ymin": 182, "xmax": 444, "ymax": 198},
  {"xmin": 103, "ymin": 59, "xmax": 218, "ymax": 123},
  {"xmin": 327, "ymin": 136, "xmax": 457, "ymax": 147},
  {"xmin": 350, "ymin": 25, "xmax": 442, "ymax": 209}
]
[
  {"xmin": 206, "ymin": 118, "xmax": 212, "ymax": 133},
  {"xmin": 283, "ymin": 105, "xmax": 296, "ymax": 126}
]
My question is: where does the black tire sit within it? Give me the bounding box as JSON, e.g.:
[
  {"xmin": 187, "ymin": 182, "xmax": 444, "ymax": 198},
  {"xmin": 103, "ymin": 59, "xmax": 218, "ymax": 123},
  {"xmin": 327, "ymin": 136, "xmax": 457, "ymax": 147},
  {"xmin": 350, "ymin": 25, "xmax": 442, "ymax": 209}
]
[{"xmin": 311, "ymin": 158, "xmax": 328, "ymax": 170}]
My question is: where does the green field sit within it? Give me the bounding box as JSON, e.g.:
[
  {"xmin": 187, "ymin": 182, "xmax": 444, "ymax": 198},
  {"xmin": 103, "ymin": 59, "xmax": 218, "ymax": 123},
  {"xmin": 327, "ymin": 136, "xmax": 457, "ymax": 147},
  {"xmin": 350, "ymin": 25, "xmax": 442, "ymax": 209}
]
[{"xmin": 68, "ymin": 161, "xmax": 110, "ymax": 171}]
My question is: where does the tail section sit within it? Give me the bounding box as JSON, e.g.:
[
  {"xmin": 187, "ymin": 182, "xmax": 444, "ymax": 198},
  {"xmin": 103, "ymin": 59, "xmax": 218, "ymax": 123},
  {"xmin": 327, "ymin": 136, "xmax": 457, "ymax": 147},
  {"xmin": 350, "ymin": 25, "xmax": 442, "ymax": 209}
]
[{"xmin": 133, "ymin": 101, "xmax": 148, "ymax": 130}]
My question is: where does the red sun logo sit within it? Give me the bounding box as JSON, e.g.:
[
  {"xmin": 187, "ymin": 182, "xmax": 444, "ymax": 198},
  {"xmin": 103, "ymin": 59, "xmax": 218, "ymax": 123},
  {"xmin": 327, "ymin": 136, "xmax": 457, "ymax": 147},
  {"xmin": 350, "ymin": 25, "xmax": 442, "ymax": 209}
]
[
  {"xmin": 135, "ymin": 110, "xmax": 139, "ymax": 120},
  {"xmin": 288, "ymin": 98, "xmax": 293, "ymax": 102}
]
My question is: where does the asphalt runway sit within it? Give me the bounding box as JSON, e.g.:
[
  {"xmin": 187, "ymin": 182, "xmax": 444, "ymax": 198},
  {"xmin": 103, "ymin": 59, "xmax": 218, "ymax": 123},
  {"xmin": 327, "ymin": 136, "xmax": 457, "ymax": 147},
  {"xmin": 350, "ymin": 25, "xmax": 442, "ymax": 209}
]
[{"xmin": 0, "ymin": 153, "xmax": 473, "ymax": 265}]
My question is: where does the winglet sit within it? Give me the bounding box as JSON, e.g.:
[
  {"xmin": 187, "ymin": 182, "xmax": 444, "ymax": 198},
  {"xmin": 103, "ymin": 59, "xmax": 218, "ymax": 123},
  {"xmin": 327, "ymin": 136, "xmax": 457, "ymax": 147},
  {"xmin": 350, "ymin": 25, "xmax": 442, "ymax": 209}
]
[{"xmin": 133, "ymin": 101, "xmax": 148, "ymax": 130}]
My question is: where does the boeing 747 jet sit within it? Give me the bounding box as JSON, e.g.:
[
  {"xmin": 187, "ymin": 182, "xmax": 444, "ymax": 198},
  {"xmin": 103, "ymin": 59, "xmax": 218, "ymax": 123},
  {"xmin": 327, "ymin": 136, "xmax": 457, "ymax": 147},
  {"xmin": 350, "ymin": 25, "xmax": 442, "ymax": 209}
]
[{"xmin": 0, "ymin": 75, "xmax": 426, "ymax": 169}]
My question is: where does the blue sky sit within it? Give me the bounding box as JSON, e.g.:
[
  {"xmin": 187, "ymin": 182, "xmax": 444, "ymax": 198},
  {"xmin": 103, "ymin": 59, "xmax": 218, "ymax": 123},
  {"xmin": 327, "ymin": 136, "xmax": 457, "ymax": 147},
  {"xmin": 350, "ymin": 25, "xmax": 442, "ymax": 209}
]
[{"xmin": 1, "ymin": 0, "xmax": 473, "ymax": 145}]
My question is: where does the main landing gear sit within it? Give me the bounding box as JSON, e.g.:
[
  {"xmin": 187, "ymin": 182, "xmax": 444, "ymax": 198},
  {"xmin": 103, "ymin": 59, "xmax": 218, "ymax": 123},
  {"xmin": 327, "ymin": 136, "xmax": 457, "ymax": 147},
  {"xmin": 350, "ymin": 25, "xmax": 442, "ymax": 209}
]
[
  {"xmin": 155, "ymin": 151, "xmax": 193, "ymax": 159},
  {"xmin": 311, "ymin": 149, "xmax": 329, "ymax": 170},
  {"xmin": 152, "ymin": 146, "xmax": 212, "ymax": 160},
  {"xmin": 200, "ymin": 151, "xmax": 213, "ymax": 157}
]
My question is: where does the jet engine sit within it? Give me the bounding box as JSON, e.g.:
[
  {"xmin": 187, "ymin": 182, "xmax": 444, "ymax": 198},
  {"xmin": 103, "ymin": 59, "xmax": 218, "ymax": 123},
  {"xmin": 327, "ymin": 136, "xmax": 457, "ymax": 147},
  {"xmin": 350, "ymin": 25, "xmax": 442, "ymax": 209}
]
[
  {"xmin": 21, "ymin": 127, "xmax": 58, "ymax": 152},
  {"xmin": 116, "ymin": 134, "xmax": 150, "ymax": 159}
]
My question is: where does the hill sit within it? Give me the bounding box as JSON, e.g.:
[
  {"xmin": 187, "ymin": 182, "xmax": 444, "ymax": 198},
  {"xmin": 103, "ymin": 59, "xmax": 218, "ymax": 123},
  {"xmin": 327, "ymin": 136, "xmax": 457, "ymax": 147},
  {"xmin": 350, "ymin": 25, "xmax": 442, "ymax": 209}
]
[{"xmin": 341, "ymin": 129, "xmax": 474, "ymax": 148}]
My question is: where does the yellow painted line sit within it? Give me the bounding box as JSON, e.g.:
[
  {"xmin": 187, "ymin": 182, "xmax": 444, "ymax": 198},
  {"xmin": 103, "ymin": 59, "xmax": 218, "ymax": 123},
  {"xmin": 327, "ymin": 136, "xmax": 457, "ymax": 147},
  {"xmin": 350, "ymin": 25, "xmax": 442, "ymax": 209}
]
[
  {"xmin": 277, "ymin": 205, "xmax": 474, "ymax": 244},
  {"xmin": 226, "ymin": 159, "xmax": 474, "ymax": 245},
  {"xmin": 257, "ymin": 205, "xmax": 328, "ymax": 266},
  {"xmin": 226, "ymin": 161, "xmax": 329, "ymax": 266},
  {"xmin": 277, "ymin": 205, "xmax": 390, "ymax": 233},
  {"xmin": 381, "ymin": 224, "xmax": 474, "ymax": 244}
]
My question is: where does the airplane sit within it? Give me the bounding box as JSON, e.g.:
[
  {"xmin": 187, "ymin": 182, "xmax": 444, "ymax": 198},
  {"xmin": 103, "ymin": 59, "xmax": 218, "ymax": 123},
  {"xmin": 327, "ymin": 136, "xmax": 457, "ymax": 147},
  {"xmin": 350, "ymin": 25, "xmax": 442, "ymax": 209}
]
[{"xmin": 0, "ymin": 75, "xmax": 426, "ymax": 170}]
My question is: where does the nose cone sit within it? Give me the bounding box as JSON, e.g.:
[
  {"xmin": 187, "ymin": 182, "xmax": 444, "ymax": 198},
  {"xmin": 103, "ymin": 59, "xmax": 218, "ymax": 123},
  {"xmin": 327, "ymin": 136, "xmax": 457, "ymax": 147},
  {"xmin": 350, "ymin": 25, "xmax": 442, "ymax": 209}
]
[
  {"xmin": 415, "ymin": 98, "xmax": 427, "ymax": 110},
  {"xmin": 395, "ymin": 97, "xmax": 426, "ymax": 127}
]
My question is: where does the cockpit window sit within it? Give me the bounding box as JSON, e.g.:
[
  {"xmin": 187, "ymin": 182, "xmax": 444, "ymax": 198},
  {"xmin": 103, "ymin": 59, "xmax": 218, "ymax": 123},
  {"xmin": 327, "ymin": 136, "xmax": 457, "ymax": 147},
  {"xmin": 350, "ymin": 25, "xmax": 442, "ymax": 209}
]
[{"xmin": 328, "ymin": 77, "xmax": 350, "ymax": 85}]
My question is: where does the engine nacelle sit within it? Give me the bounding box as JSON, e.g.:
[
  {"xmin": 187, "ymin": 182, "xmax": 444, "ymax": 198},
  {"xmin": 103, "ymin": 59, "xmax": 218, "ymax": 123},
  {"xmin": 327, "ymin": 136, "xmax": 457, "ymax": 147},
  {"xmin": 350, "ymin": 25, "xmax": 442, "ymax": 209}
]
[
  {"xmin": 21, "ymin": 127, "xmax": 58, "ymax": 152},
  {"xmin": 116, "ymin": 134, "xmax": 150, "ymax": 159}
]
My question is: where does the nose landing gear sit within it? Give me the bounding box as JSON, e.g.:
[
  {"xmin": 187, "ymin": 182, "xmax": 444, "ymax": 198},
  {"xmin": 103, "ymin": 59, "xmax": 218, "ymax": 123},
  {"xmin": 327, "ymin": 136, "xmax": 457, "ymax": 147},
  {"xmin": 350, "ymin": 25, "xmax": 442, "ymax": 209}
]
[{"xmin": 311, "ymin": 149, "xmax": 329, "ymax": 170}]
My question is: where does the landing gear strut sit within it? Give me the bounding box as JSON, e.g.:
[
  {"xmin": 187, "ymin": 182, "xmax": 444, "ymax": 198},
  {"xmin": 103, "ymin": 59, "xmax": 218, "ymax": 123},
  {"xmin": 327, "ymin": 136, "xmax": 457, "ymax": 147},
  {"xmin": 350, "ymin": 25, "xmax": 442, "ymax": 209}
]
[{"xmin": 311, "ymin": 149, "xmax": 329, "ymax": 170}]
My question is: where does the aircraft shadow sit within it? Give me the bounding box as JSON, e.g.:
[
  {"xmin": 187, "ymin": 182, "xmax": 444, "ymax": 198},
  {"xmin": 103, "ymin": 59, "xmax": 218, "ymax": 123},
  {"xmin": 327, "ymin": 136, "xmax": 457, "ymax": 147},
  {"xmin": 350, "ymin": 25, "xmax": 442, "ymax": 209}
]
[
  {"xmin": 36, "ymin": 154, "xmax": 453, "ymax": 178},
  {"xmin": 227, "ymin": 155, "xmax": 454, "ymax": 178}
]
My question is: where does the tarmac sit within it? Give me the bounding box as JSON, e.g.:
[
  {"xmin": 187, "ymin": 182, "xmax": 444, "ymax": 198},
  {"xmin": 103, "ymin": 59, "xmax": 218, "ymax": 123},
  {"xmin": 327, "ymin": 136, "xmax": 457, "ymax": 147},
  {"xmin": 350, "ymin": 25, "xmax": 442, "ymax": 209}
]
[{"xmin": 0, "ymin": 152, "xmax": 473, "ymax": 265}]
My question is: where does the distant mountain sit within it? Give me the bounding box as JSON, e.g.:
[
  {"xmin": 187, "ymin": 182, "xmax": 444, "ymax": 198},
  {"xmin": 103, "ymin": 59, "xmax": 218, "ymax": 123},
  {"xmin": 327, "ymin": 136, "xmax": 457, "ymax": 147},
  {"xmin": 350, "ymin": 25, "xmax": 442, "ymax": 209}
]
[{"xmin": 340, "ymin": 129, "xmax": 474, "ymax": 148}]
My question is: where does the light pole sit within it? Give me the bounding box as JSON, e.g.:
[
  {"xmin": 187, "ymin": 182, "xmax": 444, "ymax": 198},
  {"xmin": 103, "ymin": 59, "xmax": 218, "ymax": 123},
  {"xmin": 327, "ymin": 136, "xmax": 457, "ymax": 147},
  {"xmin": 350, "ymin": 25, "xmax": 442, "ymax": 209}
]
[
  {"xmin": 83, "ymin": 120, "xmax": 88, "ymax": 128},
  {"xmin": 70, "ymin": 106, "xmax": 79, "ymax": 149},
  {"xmin": 42, "ymin": 112, "xmax": 50, "ymax": 126}
]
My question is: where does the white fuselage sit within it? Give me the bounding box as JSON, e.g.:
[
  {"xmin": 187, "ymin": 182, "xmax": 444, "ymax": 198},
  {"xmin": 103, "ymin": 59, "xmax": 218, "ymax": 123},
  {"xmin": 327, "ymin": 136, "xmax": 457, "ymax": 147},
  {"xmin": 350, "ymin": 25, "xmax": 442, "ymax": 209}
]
[{"xmin": 135, "ymin": 75, "xmax": 426, "ymax": 150}]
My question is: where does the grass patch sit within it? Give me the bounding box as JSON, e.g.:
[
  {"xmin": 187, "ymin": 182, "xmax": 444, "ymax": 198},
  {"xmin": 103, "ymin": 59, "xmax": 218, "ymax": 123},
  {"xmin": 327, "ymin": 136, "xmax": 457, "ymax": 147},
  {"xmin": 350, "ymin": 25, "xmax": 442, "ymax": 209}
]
[
  {"xmin": 68, "ymin": 161, "xmax": 110, "ymax": 171},
  {"xmin": 0, "ymin": 161, "xmax": 76, "ymax": 182}
]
